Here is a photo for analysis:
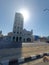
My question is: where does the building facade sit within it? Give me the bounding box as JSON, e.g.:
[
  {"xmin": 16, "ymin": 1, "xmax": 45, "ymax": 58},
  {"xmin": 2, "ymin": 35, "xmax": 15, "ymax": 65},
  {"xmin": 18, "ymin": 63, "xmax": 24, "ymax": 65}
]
[{"xmin": 12, "ymin": 12, "xmax": 33, "ymax": 42}]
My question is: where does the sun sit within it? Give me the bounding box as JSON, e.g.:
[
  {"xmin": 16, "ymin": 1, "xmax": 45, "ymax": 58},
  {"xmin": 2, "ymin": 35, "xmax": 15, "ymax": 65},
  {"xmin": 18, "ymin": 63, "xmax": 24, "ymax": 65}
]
[{"xmin": 19, "ymin": 9, "xmax": 29, "ymax": 22}]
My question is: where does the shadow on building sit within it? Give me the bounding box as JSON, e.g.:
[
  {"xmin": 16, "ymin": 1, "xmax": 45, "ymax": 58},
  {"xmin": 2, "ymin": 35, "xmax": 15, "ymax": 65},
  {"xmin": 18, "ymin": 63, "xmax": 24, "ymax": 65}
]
[{"xmin": 0, "ymin": 39, "xmax": 22, "ymax": 65}]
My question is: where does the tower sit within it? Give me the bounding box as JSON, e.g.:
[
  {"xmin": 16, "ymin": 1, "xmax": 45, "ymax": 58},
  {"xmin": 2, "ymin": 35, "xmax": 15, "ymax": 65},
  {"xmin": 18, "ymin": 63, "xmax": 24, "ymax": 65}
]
[{"xmin": 13, "ymin": 13, "xmax": 24, "ymax": 42}]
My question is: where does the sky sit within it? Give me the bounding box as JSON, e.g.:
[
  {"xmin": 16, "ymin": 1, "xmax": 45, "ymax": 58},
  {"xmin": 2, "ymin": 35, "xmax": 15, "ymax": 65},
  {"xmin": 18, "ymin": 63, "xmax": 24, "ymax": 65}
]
[{"xmin": 0, "ymin": 0, "xmax": 49, "ymax": 36}]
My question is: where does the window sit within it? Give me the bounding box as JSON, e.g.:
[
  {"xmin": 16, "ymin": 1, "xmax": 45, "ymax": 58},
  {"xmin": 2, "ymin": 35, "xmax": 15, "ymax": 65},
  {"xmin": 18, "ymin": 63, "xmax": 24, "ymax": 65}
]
[
  {"xmin": 14, "ymin": 26, "xmax": 16, "ymax": 28},
  {"xmin": 13, "ymin": 36, "xmax": 15, "ymax": 41},
  {"xmin": 20, "ymin": 32, "xmax": 22, "ymax": 34},
  {"xmin": 17, "ymin": 32, "xmax": 19, "ymax": 34},
  {"xmin": 24, "ymin": 38, "xmax": 25, "ymax": 42},
  {"xmin": 13, "ymin": 32, "xmax": 15, "ymax": 33},
  {"xmin": 17, "ymin": 27, "xmax": 19, "ymax": 29}
]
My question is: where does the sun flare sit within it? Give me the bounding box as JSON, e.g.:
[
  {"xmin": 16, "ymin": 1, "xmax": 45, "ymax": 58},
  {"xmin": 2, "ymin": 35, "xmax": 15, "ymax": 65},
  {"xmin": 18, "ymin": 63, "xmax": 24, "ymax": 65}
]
[{"xmin": 19, "ymin": 9, "xmax": 29, "ymax": 22}]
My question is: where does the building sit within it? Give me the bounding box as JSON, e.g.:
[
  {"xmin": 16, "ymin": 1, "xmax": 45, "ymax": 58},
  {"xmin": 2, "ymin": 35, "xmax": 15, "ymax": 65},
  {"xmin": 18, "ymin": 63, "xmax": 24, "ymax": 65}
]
[
  {"xmin": 12, "ymin": 12, "xmax": 33, "ymax": 42},
  {"xmin": 33, "ymin": 35, "xmax": 40, "ymax": 41},
  {"xmin": 39, "ymin": 37, "xmax": 47, "ymax": 42},
  {"xmin": 0, "ymin": 31, "xmax": 3, "ymax": 37}
]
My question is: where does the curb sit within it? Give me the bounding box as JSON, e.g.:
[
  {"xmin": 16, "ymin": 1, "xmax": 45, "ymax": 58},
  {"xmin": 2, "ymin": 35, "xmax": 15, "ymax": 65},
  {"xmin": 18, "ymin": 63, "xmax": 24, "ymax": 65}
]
[{"xmin": 0, "ymin": 52, "xmax": 49, "ymax": 65}]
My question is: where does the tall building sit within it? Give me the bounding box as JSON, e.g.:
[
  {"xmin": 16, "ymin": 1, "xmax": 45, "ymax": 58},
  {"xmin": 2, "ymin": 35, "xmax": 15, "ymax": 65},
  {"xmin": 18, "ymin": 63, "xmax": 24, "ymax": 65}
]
[
  {"xmin": 13, "ymin": 13, "xmax": 23, "ymax": 33},
  {"xmin": 12, "ymin": 12, "xmax": 33, "ymax": 42},
  {"xmin": 12, "ymin": 13, "xmax": 23, "ymax": 42}
]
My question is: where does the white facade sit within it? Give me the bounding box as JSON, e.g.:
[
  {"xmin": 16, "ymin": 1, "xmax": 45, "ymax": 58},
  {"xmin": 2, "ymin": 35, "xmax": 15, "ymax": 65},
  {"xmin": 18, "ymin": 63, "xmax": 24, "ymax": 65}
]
[{"xmin": 12, "ymin": 13, "xmax": 33, "ymax": 42}]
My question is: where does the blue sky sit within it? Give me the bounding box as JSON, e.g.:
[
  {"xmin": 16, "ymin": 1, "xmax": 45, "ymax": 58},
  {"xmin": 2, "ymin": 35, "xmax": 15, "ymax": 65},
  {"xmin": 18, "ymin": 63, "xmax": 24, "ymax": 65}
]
[{"xmin": 0, "ymin": 0, "xmax": 49, "ymax": 36}]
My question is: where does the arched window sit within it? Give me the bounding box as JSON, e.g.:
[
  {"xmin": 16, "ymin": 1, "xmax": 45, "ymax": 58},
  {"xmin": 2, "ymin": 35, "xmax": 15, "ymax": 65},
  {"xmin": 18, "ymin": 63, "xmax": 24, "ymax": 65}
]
[
  {"xmin": 23, "ymin": 38, "xmax": 25, "ymax": 42},
  {"xmin": 19, "ymin": 37, "xmax": 22, "ymax": 42},
  {"xmin": 27, "ymin": 38, "xmax": 31, "ymax": 42},
  {"xmin": 16, "ymin": 37, "xmax": 18, "ymax": 42},
  {"xmin": 13, "ymin": 36, "xmax": 15, "ymax": 41}
]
